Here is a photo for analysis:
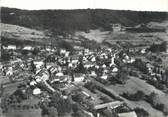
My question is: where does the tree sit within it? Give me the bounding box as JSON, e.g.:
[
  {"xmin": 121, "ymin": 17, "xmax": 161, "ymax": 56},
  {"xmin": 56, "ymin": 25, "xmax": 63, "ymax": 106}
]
[
  {"xmin": 1, "ymin": 50, "xmax": 11, "ymax": 61},
  {"xmin": 133, "ymin": 59, "xmax": 148, "ymax": 74},
  {"xmin": 165, "ymin": 68, "xmax": 168, "ymax": 86},
  {"xmin": 155, "ymin": 104, "xmax": 164, "ymax": 111},
  {"xmin": 30, "ymin": 61, "xmax": 36, "ymax": 74},
  {"xmin": 72, "ymin": 104, "xmax": 79, "ymax": 114},
  {"xmin": 160, "ymin": 41, "xmax": 167, "ymax": 52},
  {"xmin": 21, "ymin": 50, "xmax": 29, "ymax": 55},
  {"xmin": 116, "ymin": 67, "xmax": 129, "ymax": 84},
  {"xmin": 75, "ymin": 62, "xmax": 86, "ymax": 74},
  {"xmin": 121, "ymin": 91, "xmax": 145, "ymax": 101},
  {"xmin": 48, "ymin": 107, "xmax": 58, "ymax": 117},
  {"xmin": 134, "ymin": 108, "xmax": 149, "ymax": 117},
  {"xmin": 149, "ymin": 42, "xmax": 167, "ymax": 53},
  {"xmin": 145, "ymin": 92, "xmax": 157, "ymax": 106},
  {"xmin": 49, "ymin": 93, "xmax": 72, "ymax": 116},
  {"xmin": 58, "ymin": 40, "xmax": 74, "ymax": 51},
  {"xmin": 32, "ymin": 47, "xmax": 40, "ymax": 55}
]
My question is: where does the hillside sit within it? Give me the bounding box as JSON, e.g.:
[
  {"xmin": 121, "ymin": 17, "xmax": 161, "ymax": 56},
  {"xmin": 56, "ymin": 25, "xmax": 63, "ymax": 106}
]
[
  {"xmin": 1, "ymin": 7, "xmax": 168, "ymax": 34},
  {"xmin": 1, "ymin": 23, "xmax": 49, "ymax": 40},
  {"xmin": 1, "ymin": 23, "xmax": 50, "ymax": 46}
]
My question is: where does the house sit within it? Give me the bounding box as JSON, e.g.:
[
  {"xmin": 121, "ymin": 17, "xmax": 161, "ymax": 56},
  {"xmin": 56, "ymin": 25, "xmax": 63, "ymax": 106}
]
[
  {"xmin": 46, "ymin": 48, "xmax": 52, "ymax": 52},
  {"xmin": 33, "ymin": 88, "xmax": 41, "ymax": 95},
  {"xmin": 118, "ymin": 111, "xmax": 137, "ymax": 117},
  {"xmin": 102, "ymin": 64, "xmax": 107, "ymax": 68},
  {"xmin": 103, "ymin": 69, "xmax": 108, "ymax": 74},
  {"xmin": 34, "ymin": 61, "xmax": 44, "ymax": 70},
  {"xmin": 6, "ymin": 67, "xmax": 13, "ymax": 76},
  {"xmin": 74, "ymin": 46, "xmax": 84, "ymax": 51},
  {"xmin": 84, "ymin": 49, "xmax": 94, "ymax": 56},
  {"xmin": 51, "ymin": 75, "xmax": 69, "ymax": 83},
  {"xmin": 55, "ymin": 72, "xmax": 64, "ymax": 77},
  {"xmin": 107, "ymin": 48, "xmax": 112, "ymax": 52},
  {"xmin": 127, "ymin": 57, "xmax": 135, "ymax": 63},
  {"xmin": 146, "ymin": 63, "xmax": 154, "ymax": 73},
  {"xmin": 23, "ymin": 46, "xmax": 34, "ymax": 51},
  {"xmin": 94, "ymin": 101, "xmax": 124, "ymax": 110},
  {"xmin": 73, "ymin": 73, "xmax": 85, "ymax": 82},
  {"xmin": 141, "ymin": 49, "xmax": 146, "ymax": 54},
  {"xmin": 110, "ymin": 57, "xmax": 115, "ymax": 66},
  {"xmin": 84, "ymin": 62, "xmax": 94, "ymax": 69},
  {"xmin": 68, "ymin": 63, "xmax": 73, "ymax": 68},
  {"xmin": 3, "ymin": 45, "xmax": 16, "ymax": 50},
  {"xmin": 60, "ymin": 49, "xmax": 66, "ymax": 55},
  {"xmin": 95, "ymin": 65, "xmax": 100, "ymax": 69},
  {"xmin": 41, "ymin": 72, "xmax": 50, "ymax": 81},
  {"xmin": 30, "ymin": 80, "xmax": 37, "ymax": 86},
  {"xmin": 111, "ymin": 24, "xmax": 122, "ymax": 32},
  {"xmin": 35, "ymin": 69, "xmax": 50, "ymax": 81},
  {"xmin": 83, "ymin": 56, "xmax": 88, "ymax": 62},
  {"xmin": 71, "ymin": 55, "xmax": 79, "ymax": 63},
  {"xmin": 65, "ymin": 51, "xmax": 70, "ymax": 57},
  {"xmin": 100, "ymin": 74, "xmax": 108, "ymax": 80},
  {"xmin": 71, "ymin": 60, "xmax": 78, "ymax": 64},
  {"xmin": 111, "ymin": 67, "xmax": 118, "ymax": 73},
  {"xmin": 35, "ymin": 76, "xmax": 42, "ymax": 83},
  {"xmin": 123, "ymin": 56, "xmax": 135, "ymax": 64},
  {"xmin": 48, "ymin": 66, "xmax": 58, "ymax": 74},
  {"xmin": 91, "ymin": 56, "xmax": 96, "ymax": 62},
  {"xmin": 84, "ymin": 49, "xmax": 90, "ymax": 53},
  {"xmin": 90, "ymin": 71, "xmax": 97, "ymax": 77},
  {"xmin": 100, "ymin": 53, "xmax": 108, "ymax": 59}
]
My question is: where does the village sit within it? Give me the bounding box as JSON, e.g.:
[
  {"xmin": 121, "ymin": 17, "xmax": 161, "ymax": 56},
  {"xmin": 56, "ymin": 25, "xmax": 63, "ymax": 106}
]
[{"xmin": 1, "ymin": 23, "xmax": 168, "ymax": 117}]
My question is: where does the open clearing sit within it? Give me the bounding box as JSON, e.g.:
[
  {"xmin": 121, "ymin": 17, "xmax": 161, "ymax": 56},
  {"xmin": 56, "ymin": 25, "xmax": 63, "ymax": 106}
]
[
  {"xmin": 1, "ymin": 23, "xmax": 49, "ymax": 42},
  {"xmin": 75, "ymin": 29, "xmax": 110, "ymax": 43}
]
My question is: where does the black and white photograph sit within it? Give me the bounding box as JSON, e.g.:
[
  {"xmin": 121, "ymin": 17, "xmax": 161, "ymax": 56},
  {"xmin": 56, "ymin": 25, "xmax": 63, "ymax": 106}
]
[{"xmin": 0, "ymin": 0, "xmax": 168, "ymax": 117}]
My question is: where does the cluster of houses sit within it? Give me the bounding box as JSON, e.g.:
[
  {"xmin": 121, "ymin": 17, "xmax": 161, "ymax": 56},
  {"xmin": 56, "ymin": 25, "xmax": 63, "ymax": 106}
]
[
  {"xmin": 138, "ymin": 59, "xmax": 168, "ymax": 87},
  {"xmin": 2, "ymin": 44, "xmax": 34, "ymax": 51},
  {"xmin": 0, "ymin": 44, "xmax": 139, "ymax": 117},
  {"xmin": 2, "ymin": 38, "xmax": 168, "ymax": 117}
]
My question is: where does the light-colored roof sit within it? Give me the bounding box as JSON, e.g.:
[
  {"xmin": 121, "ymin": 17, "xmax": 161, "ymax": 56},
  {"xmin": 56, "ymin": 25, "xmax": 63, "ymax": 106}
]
[
  {"xmin": 4, "ymin": 45, "xmax": 16, "ymax": 50},
  {"xmin": 118, "ymin": 111, "xmax": 137, "ymax": 117},
  {"xmin": 56, "ymin": 72, "xmax": 64, "ymax": 77},
  {"xmin": 23, "ymin": 46, "xmax": 33, "ymax": 50},
  {"xmin": 33, "ymin": 88, "xmax": 41, "ymax": 95}
]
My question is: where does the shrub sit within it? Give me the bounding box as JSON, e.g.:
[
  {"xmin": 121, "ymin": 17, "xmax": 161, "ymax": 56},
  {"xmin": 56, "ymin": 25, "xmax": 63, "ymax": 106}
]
[
  {"xmin": 145, "ymin": 92, "xmax": 166, "ymax": 113},
  {"xmin": 1, "ymin": 50, "xmax": 11, "ymax": 61},
  {"xmin": 81, "ymin": 40, "xmax": 100, "ymax": 50},
  {"xmin": 134, "ymin": 108, "xmax": 149, "ymax": 117},
  {"xmin": 58, "ymin": 40, "xmax": 74, "ymax": 51},
  {"xmin": 145, "ymin": 92, "xmax": 157, "ymax": 105},
  {"xmin": 154, "ymin": 103, "xmax": 164, "ymax": 111},
  {"xmin": 121, "ymin": 91, "xmax": 146, "ymax": 101}
]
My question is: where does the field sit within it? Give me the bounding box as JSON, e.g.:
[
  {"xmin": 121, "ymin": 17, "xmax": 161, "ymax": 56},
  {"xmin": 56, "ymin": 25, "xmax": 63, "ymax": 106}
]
[
  {"xmin": 75, "ymin": 21, "xmax": 168, "ymax": 47},
  {"xmin": 1, "ymin": 94, "xmax": 41, "ymax": 117},
  {"xmin": 109, "ymin": 76, "xmax": 168, "ymax": 117},
  {"xmin": 1, "ymin": 23, "xmax": 49, "ymax": 41},
  {"xmin": 75, "ymin": 29, "xmax": 110, "ymax": 43},
  {"xmin": 3, "ymin": 109, "xmax": 41, "ymax": 117}
]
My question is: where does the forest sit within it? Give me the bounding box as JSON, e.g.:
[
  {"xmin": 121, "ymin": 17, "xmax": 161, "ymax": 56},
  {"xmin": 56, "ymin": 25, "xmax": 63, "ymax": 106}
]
[{"xmin": 2, "ymin": 7, "xmax": 168, "ymax": 34}]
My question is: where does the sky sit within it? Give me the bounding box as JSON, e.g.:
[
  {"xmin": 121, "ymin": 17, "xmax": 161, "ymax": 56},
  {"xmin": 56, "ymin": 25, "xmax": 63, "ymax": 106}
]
[{"xmin": 1, "ymin": 0, "xmax": 168, "ymax": 11}]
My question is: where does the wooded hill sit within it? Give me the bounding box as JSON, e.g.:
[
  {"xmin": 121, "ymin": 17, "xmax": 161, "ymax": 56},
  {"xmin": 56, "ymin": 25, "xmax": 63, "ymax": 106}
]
[{"xmin": 1, "ymin": 7, "xmax": 168, "ymax": 35}]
